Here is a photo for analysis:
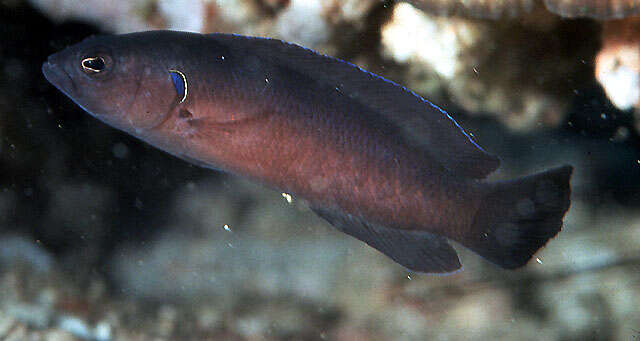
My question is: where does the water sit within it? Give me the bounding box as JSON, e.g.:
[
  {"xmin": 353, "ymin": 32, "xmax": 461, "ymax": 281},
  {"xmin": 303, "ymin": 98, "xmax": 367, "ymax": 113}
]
[{"xmin": 1, "ymin": 0, "xmax": 639, "ymax": 340}]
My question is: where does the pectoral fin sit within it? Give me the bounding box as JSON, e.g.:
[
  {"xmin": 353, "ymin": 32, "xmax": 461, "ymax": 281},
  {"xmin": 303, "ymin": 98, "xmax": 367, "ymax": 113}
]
[{"xmin": 312, "ymin": 208, "xmax": 461, "ymax": 274}]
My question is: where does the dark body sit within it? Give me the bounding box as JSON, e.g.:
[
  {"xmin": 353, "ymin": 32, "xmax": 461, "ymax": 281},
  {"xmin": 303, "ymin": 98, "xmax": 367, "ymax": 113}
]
[{"xmin": 43, "ymin": 31, "xmax": 572, "ymax": 274}]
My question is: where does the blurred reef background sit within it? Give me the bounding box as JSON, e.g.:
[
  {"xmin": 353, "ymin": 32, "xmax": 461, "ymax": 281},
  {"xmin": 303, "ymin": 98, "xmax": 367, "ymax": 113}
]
[{"xmin": 1, "ymin": 0, "xmax": 640, "ymax": 340}]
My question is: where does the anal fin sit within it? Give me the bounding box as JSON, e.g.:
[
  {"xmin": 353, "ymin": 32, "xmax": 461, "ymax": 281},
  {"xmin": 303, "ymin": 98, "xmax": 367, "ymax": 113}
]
[{"xmin": 312, "ymin": 207, "xmax": 461, "ymax": 274}]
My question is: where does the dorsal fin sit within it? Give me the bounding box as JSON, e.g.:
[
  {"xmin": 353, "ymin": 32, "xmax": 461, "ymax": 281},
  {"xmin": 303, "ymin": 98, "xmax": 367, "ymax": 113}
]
[{"xmin": 211, "ymin": 33, "xmax": 499, "ymax": 178}]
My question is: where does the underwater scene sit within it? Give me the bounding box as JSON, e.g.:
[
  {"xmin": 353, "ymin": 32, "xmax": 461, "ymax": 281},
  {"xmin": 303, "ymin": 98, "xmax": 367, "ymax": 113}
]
[{"xmin": 1, "ymin": 0, "xmax": 639, "ymax": 340}]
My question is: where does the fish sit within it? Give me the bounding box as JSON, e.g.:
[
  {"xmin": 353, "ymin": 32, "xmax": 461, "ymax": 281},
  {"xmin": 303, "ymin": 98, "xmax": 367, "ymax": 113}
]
[{"xmin": 42, "ymin": 30, "xmax": 572, "ymax": 274}]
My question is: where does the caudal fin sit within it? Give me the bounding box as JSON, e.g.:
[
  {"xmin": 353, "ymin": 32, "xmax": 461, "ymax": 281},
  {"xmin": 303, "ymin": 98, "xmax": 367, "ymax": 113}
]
[{"xmin": 463, "ymin": 165, "xmax": 573, "ymax": 269}]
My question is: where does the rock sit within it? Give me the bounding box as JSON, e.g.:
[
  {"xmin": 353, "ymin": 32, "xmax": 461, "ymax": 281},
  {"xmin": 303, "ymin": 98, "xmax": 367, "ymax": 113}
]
[
  {"xmin": 404, "ymin": 0, "xmax": 640, "ymax": 19},
  {"xmin": 381, "ymin": 2, "xmax": 597, "ymax": 131},
  {"xmin": 0, "ymin": 235, "xmax": 54, "ymax": 273},
  {"xmin": 596, "ymin": 17, "xmax": 640, "ymax": 134}
]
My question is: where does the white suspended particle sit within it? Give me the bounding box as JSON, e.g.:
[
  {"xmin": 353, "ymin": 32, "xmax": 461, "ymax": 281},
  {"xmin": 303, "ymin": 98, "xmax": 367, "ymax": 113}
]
[
  {"xmin": 407, "ymin": 275, "xmax": 412, "ymax": 280},
  {"xmin": 281, "ymin": 192, "xmax": 293, "ymax": 204},
  {"xmin": 223, "ymin": 224, "xmax": 232, "ymax": 232},
  {"xmin": 536, "ymin": 258, "xmax": 543, "ymax": 264}
]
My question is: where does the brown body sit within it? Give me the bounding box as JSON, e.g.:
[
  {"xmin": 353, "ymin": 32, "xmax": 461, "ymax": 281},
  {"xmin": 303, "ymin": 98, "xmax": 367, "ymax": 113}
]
[
  {"xmin": 43, "ymin": 31, "xmax": 572, "ymax": 274},
  {"xmin": 153, "ymin": 75, "xmax": 477, "ymax": 239}
]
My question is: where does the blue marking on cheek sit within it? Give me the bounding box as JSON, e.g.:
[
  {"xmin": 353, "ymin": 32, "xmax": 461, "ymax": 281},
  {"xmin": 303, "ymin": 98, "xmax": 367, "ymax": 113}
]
[{"xmin": 169, "ymin": 69, "xmax": 187, "ymax": 103}]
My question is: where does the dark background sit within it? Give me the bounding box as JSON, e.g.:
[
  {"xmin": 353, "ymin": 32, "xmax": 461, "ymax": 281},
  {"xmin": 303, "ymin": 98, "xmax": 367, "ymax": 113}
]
[{"xmin": 1, "ymin": 1, "xmax": 639, "ymax": 340}]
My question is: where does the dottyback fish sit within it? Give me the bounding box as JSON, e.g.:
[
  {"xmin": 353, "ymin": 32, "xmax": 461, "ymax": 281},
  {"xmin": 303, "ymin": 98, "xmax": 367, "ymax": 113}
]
[{"xmin": 42, "ymin": 30, "xmax": 572, "ymax": 274}]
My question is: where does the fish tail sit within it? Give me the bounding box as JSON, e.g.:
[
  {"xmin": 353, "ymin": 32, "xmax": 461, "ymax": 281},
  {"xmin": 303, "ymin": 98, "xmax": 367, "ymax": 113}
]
[{"xmin": 463, "ymin": 165, "xmax": 573, "ymax": 269}]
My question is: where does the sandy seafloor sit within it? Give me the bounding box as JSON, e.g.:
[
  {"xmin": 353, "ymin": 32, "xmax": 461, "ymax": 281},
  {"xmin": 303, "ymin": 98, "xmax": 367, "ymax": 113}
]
[{"xmin": 1, "ymin": 0, "xmax": 639, "ymax": 340}]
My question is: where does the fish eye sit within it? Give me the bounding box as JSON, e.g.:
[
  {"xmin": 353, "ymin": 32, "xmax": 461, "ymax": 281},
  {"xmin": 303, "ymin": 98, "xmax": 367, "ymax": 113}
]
[
  {"xmin": 81, "ymin": 56, "xmax": 107, "ymax": 74},
  {"xmin": 169, "ymin": 69, "xmax": 188, "ymax": 103}
]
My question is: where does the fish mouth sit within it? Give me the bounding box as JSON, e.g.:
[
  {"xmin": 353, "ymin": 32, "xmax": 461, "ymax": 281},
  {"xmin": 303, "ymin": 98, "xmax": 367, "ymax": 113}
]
[{"xmin": 42, "ymin": 56, "xmax": 76, "ymax": 96}]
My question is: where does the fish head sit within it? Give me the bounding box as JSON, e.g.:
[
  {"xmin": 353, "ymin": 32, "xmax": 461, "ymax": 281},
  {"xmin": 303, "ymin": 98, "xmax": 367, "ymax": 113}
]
[{"xmin": 42, "ymin": 33, "xmax": 182, "ymax": 137}]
